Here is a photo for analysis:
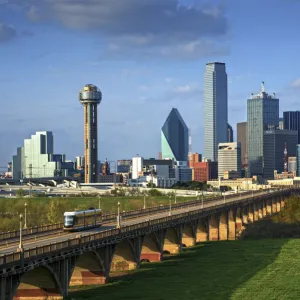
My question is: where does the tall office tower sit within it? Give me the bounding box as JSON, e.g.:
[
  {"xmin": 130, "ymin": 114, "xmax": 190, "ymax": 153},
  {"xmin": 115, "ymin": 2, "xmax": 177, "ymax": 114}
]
[
  {"xmin": 204, "ymin": 62, "xmax": 228, "ymax": 162},
  {"xmin": 161, "ymin": 108, "xmax": 189, "ymax": 161},
  {"xmin": 227, "ymin": 123, "xmax": 233, "ymax": 142},
  {"xmin": 237, "ymin": 122, "xmax": 248, "ymax": 167},
  {"xmin": 247, "ymin": 82, "xmax": 279, "ymax": 177},
  {"xmin": 263, "ymin": 129, "xmax": 297, "ymax": 179},
  {"xmin": 217, "ymin": 142, "xmax": 241, "ymax": 178},
  {"xmin": 79, "ymin": 84, "xmax": 102, "ymax": 183},
  {"xmin": 283, "ymin": 111, "xmax": 300, "ymax": 143}
]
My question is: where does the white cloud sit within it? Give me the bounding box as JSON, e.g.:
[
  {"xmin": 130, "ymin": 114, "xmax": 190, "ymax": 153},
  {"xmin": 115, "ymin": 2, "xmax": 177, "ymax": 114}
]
[{"xmin": 291, "ymin": 78, "xmax": 300, "ymax": 88}]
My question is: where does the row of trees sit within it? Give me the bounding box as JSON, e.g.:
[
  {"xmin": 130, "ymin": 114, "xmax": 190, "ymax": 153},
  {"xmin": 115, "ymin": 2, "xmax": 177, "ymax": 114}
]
[{"xmin": 171, "ymin": 181, "xmax": 212, "ymax": 191}]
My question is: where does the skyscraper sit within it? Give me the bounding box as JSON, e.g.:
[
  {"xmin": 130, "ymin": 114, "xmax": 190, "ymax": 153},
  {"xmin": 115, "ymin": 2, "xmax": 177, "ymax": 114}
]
[
  {"xmin": 283, "ymin": 111, "xmax": 300, "ymax": 143},
  {"xmin": 227, "ymin": 123, "xmax": 233, "ymax": 142},
  {"xmin": 263, "ymin": 129, "xmax": 297, "ymax": 179},
  {"xmin": 204, "ymin": 62, "xmax": 228, "ymax": 161},
  {"xmin": 161, "ymin": 108, "xmax": 188, "ymax": 162},
  {"xmin": 237, "ymin": 122, "xmax": 248, "ymax": 167},
  {"xmin": 79, "ymin": 84, "xmax": 102, "ymax": 183},
  {"xmin": 247, "ymin": 82, "xmax": 279, "ymax": 177}
]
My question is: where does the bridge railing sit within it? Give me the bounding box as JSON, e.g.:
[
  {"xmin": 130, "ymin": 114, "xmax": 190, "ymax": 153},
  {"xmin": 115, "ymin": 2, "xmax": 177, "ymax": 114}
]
[
  {"xmin": 0, "ymin": 189, "xmax": 285, "ymax": 242},
  {"xmin": 0, "ymin": 188, "xmax": 291, "ymax": 267}
]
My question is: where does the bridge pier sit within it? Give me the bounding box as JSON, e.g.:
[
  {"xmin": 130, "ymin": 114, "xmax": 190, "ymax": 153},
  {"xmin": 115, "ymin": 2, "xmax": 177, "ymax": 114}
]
[
  {"xmin": 140, "ymin": 231, "xmax": 164, "ymax": 262},
  {"xmin": 253, "ymin": 203, "xmax": 259, "ymax": 221},
  {"xmin": 196, "ymin": 218, "xmax": 208, "ymax": 242},
  {"xmin": 235, "ymin": 208, "xmax": 243, "ymax": 238},
  {"xmin": 262, "ymin": 200, "xmax": 267, "ymax": 217},
  {"xmin": 111, "ymin": 238, "xmax": 141, "ymax": 271},
  {"xmin": 276, "ymin": 198, "xmax": 281, "ymax": 212},
  {"xmin": 228, "ymin": 209, "xmax": 235, "ymax": 240},
  {"xmin": 208, "ymin": 214, "xmax": 219, "ymax": 241},
  {"xmin": 266, "ymin": 199, "xmax": 272, "ymax": 215},
  {"xmin": 281, "ymin": 196, "xmax": 285, "ymax": 208},
  {"xmin": 219, "ymin": 211, "xmax": 228, "ymax": 240},
  {"xmin": 248, "ymin": 204, "xmax": 254, "ymax": 223},
  {"xmin": 272, "ymin": 198, "xmax": 277, "ymax": 213},
  {"xmin": 242, "ymin": 206, "xmax": 248, "ymax": 225},
  {"xmin": 163, "ymin": 226, "xmax": 182, "ymax": 254}
]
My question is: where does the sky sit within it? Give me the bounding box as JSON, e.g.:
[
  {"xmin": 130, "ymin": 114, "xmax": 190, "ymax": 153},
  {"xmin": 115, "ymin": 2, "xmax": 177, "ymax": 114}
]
[{"xmin": 1, "ymin": 0, "xmax": 300, "ymax": 167}]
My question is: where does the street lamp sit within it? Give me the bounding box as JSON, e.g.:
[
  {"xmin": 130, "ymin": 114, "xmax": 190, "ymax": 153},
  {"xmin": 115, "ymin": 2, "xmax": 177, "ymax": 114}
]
[
  {"xmin": 168, "ymin": 196, "xmax": 172, "ymax": 216},
  {"xmin": 143, "ymin": 194, "xmax": 146, "ymax": 209},
  {"xmin": 98, "ymin": 196, "xmax": 101, "ymax": 209},
  {"xmin": 24, "ymin": 203, "xmax": 28, "ymax": 230},
  {"xmin": 174, "ymin": 192, "xmax": 177, "ymax": 204},
  {"xmin": 116, "ymin": 201, "xmax": 121, "ymax": 229},
  {"xmin": 18, "ymin": 214, "xmax": 24, "ymax": 252}
]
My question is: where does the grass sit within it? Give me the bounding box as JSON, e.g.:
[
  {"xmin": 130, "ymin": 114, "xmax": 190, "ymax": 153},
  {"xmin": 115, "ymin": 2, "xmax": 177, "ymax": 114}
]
[{"xmin": 68, "ymin": 239, "xmax": 300, "ymax": 300}]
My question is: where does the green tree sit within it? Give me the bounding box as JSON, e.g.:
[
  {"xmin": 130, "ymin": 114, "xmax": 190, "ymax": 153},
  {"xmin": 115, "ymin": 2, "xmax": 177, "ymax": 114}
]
[{"xmin": 16, "ymin": 189, "xmax": 25, "ymax": 198}]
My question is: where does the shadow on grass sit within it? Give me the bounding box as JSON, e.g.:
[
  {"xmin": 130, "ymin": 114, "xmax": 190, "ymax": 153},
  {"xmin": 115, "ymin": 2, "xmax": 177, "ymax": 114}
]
[{"xmin": 67, "ymin": 239, "xmax": 287, "ymax": 300}]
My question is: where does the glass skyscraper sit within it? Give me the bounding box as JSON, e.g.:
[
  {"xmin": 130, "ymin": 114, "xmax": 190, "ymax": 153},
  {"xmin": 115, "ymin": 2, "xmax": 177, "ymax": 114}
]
[
  {"xmin": 204, "ymin": 62, "xmax": 228, "ymax": 161},
  {"xmin": 283, "ymin": 111, "xmax": 300, "ymax": 143},
  {"xmin": 247, "ymin": 82, "xmax": 279, "ymax": 177},
  {"xmin": 161, "ymin": 108, "xmax": 188, "ymax": 162}
]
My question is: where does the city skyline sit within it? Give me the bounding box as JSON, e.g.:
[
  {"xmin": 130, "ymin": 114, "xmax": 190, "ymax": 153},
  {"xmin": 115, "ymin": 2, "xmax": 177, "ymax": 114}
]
[{"xmin": 2, "ymin": 1, "xmax": 300, "ymax": 165}]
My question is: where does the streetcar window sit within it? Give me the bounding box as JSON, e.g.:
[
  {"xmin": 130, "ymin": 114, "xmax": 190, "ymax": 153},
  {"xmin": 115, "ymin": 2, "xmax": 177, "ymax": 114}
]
[{"xmin": 64, "ymin": 216, "xmax": 75, "ymax": 227}]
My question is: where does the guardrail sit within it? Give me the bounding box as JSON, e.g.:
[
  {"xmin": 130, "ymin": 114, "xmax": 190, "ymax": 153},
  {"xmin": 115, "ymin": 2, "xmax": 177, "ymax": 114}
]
[
  {"xmin": 0, "ymin": 189, "xmax": 285, "ymax": 242},
  {"xmin": 0, "ymin": 188, "xmax": 291, "ymax": 267}
]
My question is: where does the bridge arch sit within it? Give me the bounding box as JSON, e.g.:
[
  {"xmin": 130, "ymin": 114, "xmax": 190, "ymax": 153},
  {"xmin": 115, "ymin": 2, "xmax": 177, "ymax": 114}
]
[
  {"xmin": 14, "ymin": 265, "xmax": 63, "ymax": 299},
  {"xmin": 111, "ymin": 240, "xmax": 137, "ymax": 271},
  {"xmin": 141, "ymin": 232, "xmax": 163, "ymax": 262},
  {"xmin": 69, "ymin": 251, "xmax": 107, "ymax": 286},
  {"xmin": 196, "ymin": 217, "xmax": 208, "ymax": 243},
  {"xmin": 163, "ymin": 226, "xmax": 182, "ymax": 254},
  {"xmin": 182, "ymin": 222, "xmax": 196, "ymax": 247}
]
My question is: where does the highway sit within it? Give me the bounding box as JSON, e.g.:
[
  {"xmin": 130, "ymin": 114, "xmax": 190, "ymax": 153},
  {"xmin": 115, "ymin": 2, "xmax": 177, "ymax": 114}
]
[{"xmin": 0, "ymin": 190, "xmax": 270, "ymax": 256}]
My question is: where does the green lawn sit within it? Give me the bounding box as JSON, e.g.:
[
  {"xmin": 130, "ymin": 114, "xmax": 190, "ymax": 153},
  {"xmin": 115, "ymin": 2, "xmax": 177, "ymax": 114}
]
[{"xmin": 68, "ymin": 239, "xmax": 300, "ymax": 300}]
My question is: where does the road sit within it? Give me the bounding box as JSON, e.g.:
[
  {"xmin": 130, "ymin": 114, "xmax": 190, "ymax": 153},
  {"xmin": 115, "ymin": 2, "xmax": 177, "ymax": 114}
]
[{"xmin": 0, "ymin": 190, "xmax": 272, "ymax": 256}]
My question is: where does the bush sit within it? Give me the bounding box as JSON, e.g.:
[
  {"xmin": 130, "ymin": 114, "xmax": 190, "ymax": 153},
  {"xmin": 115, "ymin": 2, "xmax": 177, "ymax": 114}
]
[{"xmin": 147, "ymin": 189, "xmax": 163, "ymax": 196}]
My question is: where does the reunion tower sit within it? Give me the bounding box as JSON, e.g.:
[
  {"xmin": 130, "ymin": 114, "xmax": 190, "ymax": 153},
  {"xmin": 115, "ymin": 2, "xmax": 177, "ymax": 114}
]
[{"xmin": 79, "ymin": 84, "xmax": 102, "ymax": 183}]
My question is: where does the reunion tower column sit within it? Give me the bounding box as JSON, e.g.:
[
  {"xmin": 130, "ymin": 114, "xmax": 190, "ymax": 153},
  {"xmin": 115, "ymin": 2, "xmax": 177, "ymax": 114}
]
[{"xmin": 79, "ymin": 84, "xmax": 102, "ymax": 183}]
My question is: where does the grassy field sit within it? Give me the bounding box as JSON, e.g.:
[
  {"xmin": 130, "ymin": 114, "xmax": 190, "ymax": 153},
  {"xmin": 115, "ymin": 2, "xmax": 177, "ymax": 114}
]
[
  {"xmin": 68, "ymin": 239, "xmax": 300, "ymax": 300},
  {"xmin": 0, "ymin": 195, "xmax": 197, "ymax": 232}
]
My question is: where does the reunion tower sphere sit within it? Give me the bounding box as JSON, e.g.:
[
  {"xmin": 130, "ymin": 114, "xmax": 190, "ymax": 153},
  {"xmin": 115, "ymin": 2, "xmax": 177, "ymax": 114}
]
[{"xmin": 79, "ymin": 84, "xmax": 102, "ymax": 183}]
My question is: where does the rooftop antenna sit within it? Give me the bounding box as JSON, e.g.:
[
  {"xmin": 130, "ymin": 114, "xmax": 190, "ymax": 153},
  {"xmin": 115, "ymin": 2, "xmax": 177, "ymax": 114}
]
[{"xmin": 261, "ymin": 81, "xmax": 265, "ymax": 93}]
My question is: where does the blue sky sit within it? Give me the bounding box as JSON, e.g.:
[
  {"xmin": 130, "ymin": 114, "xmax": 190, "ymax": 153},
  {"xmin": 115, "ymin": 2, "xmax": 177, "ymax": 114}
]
[{"xmin": 1, "ymin": 0, "xmax": 300, "ymax": 167}]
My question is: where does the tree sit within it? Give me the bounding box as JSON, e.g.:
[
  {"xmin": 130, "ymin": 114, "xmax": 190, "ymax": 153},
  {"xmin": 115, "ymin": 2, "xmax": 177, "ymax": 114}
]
[
  {"xmin": 16, "ymin": 189, "xmax": 24, "ymax": 198},
  {"xmin": 146, "ymin": 182, "xmax": 156, "ymax": 188}
]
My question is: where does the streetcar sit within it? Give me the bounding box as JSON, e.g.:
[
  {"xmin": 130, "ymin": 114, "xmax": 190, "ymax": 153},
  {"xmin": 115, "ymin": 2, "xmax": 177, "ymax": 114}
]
[{"xmin": 63, "ymin": 208, "xmax": 102, "ymax": 232}]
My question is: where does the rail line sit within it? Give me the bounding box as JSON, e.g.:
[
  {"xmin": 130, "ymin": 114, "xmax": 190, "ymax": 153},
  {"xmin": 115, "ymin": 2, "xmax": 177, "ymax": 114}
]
[{"xmin": 0, "ymin": 190, "xmax": 277, "ymax": 243}]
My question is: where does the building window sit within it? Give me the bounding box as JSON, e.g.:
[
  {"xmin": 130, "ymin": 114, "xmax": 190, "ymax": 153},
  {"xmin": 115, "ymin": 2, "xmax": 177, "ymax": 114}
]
[
  {"xmin": 86, "ymin": 165, "xmax": 88, "ymax": 174},
  {"xmin": 86, "ymin": 139, "xmax": 88, "ymax": 149}
]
